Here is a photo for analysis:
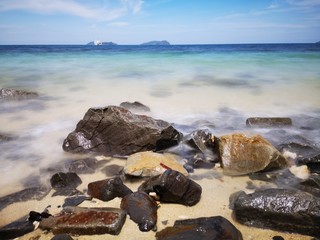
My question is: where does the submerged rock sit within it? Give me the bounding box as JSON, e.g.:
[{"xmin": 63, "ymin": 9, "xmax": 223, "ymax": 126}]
[
  {"xmin": 138, "ymin": 169, "xmax": 202, "ymax": 206},
  {"xmin": 230, "ymin": 188, "xmax": 320, "ymax": 237},
  {"xmin": 62, "ymin": 106, "xmax": 181, "ymax": 156},
  {"xmin": 88, "ymin": 177, "xmax": 132, "ymax": 201},
  {"xmin": 40, "ymin": 206, "xmax": 126, "ymax": 235},
  {"xmin": 216, "ymin": 134, "xmax": 287, "ymax": 176},
  {"xmin": 120, "ymin": 191, "xmax": 158, "ymax": 232},
  {"xmin": 124, "ymin": 151, "xmax": 188, "ymax": 177},
  {"xmin": 156, "ymin": 216, "xmax": 243, "ymax": 240},
  {"xmin": 120, "ymin": 101, "xmax": 150, "ymax": 112},
  {"xmin": 0, "ymin": 88, "xmax": 38, "ymax": 100},
  {"xmin": 246, "ymin": 117, "xmax": 292, "ymax": 127}
]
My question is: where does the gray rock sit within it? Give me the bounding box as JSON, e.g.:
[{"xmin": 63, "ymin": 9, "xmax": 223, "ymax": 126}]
[
  {"xmin": 156, "ymin": 216, "xmax": 243, "ymax": 240},
  {"xmin": 120, "ymin": 101, "xmax": 150, "ymax": 112},
  {"xmin": 40, "ymin": 206, "xmax": 126, "ymax": 235},
  {"xmin": 0, "ymin": 217, "xmax": 35, "ymax": 240},
  {"xmin": 246, "ymin": 117, "xmax": 292, "ymax": 127},
  {"xmin": 62, "ymin": 106, "xmax": 182, "ymax": 156},
  {"xmin": 230, "ymin": 188, "xmax": 320, "ymax": 237},
  {"xmin": 0, "ymin": 88, "xmax": 38, "ymax": 100}
]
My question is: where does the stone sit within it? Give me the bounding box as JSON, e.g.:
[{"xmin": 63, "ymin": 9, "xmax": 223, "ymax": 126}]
[
  {"xmin": 88, "ymin": 177, "xmax": 132, "ymax": 201},
  {"xmin": 0, "ymin": 187, "xmax": 50, "ymax": 211},
  {"xmin": 0, "ymin": 88, "xmax": 38, "ymax": 100},
  {"xmin": 120, "ymin": 191, "xmax": 158, "ymax": 232},
  {"xmin": 138, "ymin": 169, "xmax": 202, "ymax": 206},
  {"xmin": 216, "ymin": 134, "xmax": 287, "ymax": 176},
  {"xmin": 297, "ymin": 153, "xmax": 320, "ymax": 174},
  {"xmin": 28, "ymin": 210, "xmax": 52, "ymax": 222},
  {"xmin": 101, "ymin": 164, "xmax": 123, "ymax": 177},
  {"xmin": 124, "ymin": 151, "xmax": 188, "ymax": 177},
  {"xmin": 156, "ymin": 216, "xmax": 243, "ymax": 240},
  {"xmin": 246, "ymin": 117, "xmax": 292, "ymax": 127},
  {"xmin": 0, "ymin": 217, "xmax": 35, "ymax": 240},
  {"xmin": 50, "ymin": 172, "xmax": 82, "ymax": 190},
  {"xmin": 62, "ymin": 195, "xmax": 92, "ymax": 208},
  {"xmin": 40, "ymin": 206, "xmax": 126, "ymax": 235},
  {"xmin": 62, "ymin": 106, "xmax": 182, "ymax": 156},
  {"xmin": 51, "ymin": 234, "xmax": 74, "ymax": 240},
  {"xmin": 68, "ymin": 158, "xmax": 97, "ymax": 174},
  {"xmin": 230, "ymin": 188, "xmax": 320, "ymax": 237},
  {"xmin": 120, "ymin": 101, "xmax": 150, "ymax": 112},
  {"xmin": 0, "ymin": 132, "xmax": 14, "ymax": 142}
]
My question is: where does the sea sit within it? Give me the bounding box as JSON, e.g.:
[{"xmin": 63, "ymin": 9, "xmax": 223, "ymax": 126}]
[{"xmin": 0, "ymin": 43, "xmax": 320, "ymax": 195}]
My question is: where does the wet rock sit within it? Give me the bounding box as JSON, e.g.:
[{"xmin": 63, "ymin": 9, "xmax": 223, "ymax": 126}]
[
  {"xmin": 0, "ymin": 217, "xmax": 35, "ymax": 240},
  {"xmin": 0, "ymin": 88, "xmax": 38, "ymax": 100},
  {"xmin": 62, "ymin": 106, "xmax": 181, "ymax": 156},
  {"xmin": 88, "ymin": 177, "xmax": 132, "ymax": 201},
  {"xmin": 101, "ymin": 164, "xmax": 123, "ymax": 177},
  {"xmin": 216, "ymin": 134, "xmax": 287, "ymax": 176},
  {"xmin": 62, "ymin": 195, "xmax": 92, "ymax": 208},
  {"xmin": 138, "ymin": 169, "xmax": 202, "ymax": 206},
  {"xmin": 297, "ymin": 153, "xmax": 320, "ymax": 174},
  {"xmin": 124, "ymin": 151, "xmax": 188, "ymax": 177},
  {"xmin": 28, "ymin": 210, "xmax": 52, "ymax": 222},
  {"xmin": 120, "ymin": 191, "xmax": 158, "ymax": 232},
  {"xmin": 40, "ymin": 206, "xmax": 126, "ymax": 235},
  {"xmin": 0, "ymin": 187, "xmax": 50, "ymax": 211},
  {"xmin": 246, "ymin": 117, "xmax": 292, "ymax": 127},
  {"xmin": 120, "ymin": 101, "xmax": 150, "ymax": 112},
  {"xmin": 230, "ymin": 188, "xmax": 320, "ymax": 237},
  {"xmin": 156, "ymin": 216, "xmax": 243, "ymax": 240},
  {"xmin": 0, "ymin": 132, "xmax": 14, "ymax": 142},
  {"xmin": 51, "ymin": 234, "xmax": 74, "ymax": 240},
  {"xmin": 50, "ymin": 172, "xmax": 82, "ymax": 190},
  {"xmin": 68, "ymin": 158, "xmax": 97, "ymax": 174}
]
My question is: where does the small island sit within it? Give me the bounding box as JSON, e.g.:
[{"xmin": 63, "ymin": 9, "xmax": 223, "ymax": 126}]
[
  {"xmin": 87, "ymin": 41, "xmax": 117, "ymax": 46},
  {"xmin": 141, "ymin": 40, "xmax": 170, "ymax": 46}
]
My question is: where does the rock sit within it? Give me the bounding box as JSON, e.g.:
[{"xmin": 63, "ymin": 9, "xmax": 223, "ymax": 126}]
[
  {"xmin": 62, "ymin": 106, "xmax": 182, "ymax": 156},
  {"xmin": 124, "ymin": 151, "xmax": 188, "ymax": 177},
  {"xmin": 246, "ymin": 117, "xmax": 292, "ymax": 127},
  {"xmin": 155, "ymin": 216, "xmax": 243, "ymax": 240},
  {"xmin": 0, "ymin": 88, "xmax": 38, "ymax": 100},
  {"xmin": 40, "ymin": 206, "xmax": 126, "ymax": 235},
  {"xmin": 68, "ymin": 158, "xmax": 97, "ymax": 174},
  {"xmin": 51, "ymin": 234, "xmax": 74, "ymax": 240},
  {"xmin": 297, "ymin": 153, "xmax": 320, "ymax": 174},
  {"xmin": 50, "ymin": 172, "xmax": 82, "ymax": 190},
  {"xmin": 0, "ymin": 132, "xmax": 14, "ymax": 142},
  {"xmin": 62, "ymin": 195, "xmax": 92, "ymax": 208},
  {"xmin": 141, "ymin": 40, "xmax": 170, "ymax": 45},
  {"xmin": 101, "ymin": 164, "xmax": 123, "ymax": 177},
  {"xmin": 120, "ymin": 191, "xmax": 158, "ymax": 232},
  {"xmin": 28, "ymin": 210, "xmax": 52, "ymax": 222},
  {"xmin": 0, "ymin": 187, "xmax": 50, "ymax": 211},
  {"xmin": 216, "ymin": 134, "xmax": 287, "ymax": 176},
  {"xmin": 88, "ymin": 177, "xmax": 132, "ymax": 201},
  {"xmin": 138, "ymin": 169, "xmax": 202, "ymax": 206},
  {"xmin": 0, "ymin": 217, "xmax": 35, "ymax": 240},
  {"xmin": 120, "ymin": 101, "xmax": 150, "ymax": 112},
  {"xmin": 230, "ymin": 188, "xmax": 320, "ymax": 237}
]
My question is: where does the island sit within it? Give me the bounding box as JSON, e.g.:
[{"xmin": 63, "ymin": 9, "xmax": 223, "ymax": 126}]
[
  {"xmin": 86, "ymin": 41, "xmax": 117, "ymax": 46},
  {"xmin": 141, "ymin": 40, "xmax": 170, "ymax": 46}
]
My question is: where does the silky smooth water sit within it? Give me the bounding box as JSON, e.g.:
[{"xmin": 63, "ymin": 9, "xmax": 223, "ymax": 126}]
[{"xmin": 0, "ymin": 44, "xmax": 320, "ymax": 195}]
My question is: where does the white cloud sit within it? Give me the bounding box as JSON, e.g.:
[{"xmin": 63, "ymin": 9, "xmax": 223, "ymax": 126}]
[
  {"xmin": 286, "ymin": 0, "xmax": 320, "ymax": 6},
  {"xmin": 108, "ymin": 21, "xmax": 129, "ymax": 26},
  {"xmin": 0, "ymin": 0, "xmax": 144, "ymax": 21}
]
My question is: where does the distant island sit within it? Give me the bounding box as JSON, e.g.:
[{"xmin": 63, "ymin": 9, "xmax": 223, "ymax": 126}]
[
  {"xmin": 87, "ymin": 41, "xmax": 117, "ymax": 46},
  {"xmin": 141, "ymin": 40, "xmax": 170, "ymax": 46}
]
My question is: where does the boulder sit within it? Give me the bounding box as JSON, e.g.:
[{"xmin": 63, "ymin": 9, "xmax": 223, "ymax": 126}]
[
  {"xmin": 246, "ymin": 117, "xmax": 292, "ymax": 127},
  {"xmin": 88, "ymin": 177, "xmax": 132, "ymax": 201},
  {"xmin": 138, "ymin": 169, "xmax": 202, "ymax": 206},
  {"xmin": 0, "ymin": 88, "xmax": 38, "ymax": 100},
  {"xmin": 124, "ymin": 151, "xmax": 188, "ymax": 177},
  {"xmin": 120, "ymin": 191, "xmax": 158, "ymax": 232},
  {"xmin": 119, "ymin": 101, "xmax": 150, "ymax": 112},
  {"xmin": 40, "ymin": 206, "xmax": 126, "ymax": 235},
  {"xmin": 230, "ymin": 188, "xmax": 320, "ymax": 237},
  {"xmin": 156, "ymin": 216, "xmax": 243, "ymax": 240},
  {"xmin": 216, "ymin": 134, "xmax": 287, "ymax": 175},
  {"xmin": 62, "ymin": 106, "xmax": 182, "ymax": 156}
]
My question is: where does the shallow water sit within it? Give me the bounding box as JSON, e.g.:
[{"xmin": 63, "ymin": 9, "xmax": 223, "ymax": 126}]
[{"xmin": 0, "ymin": 43, "xmax": 320, "ymax": 194}]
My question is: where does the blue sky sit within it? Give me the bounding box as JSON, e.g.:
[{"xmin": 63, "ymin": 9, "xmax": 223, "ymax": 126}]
[{"xmin": 0, "ymin": 0, "xmax": 319, "ymax": 44}]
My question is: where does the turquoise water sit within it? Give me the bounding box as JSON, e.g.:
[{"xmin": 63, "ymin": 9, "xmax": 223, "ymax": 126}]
[{"xmin": 0, "ymin": 44, "xmax": 320, "ymax": 194}]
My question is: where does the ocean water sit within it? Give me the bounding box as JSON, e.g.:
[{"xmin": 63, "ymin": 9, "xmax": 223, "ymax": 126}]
[{"xmin": 0, "ymin": 44, "xmax": 320, "ymax": 195}]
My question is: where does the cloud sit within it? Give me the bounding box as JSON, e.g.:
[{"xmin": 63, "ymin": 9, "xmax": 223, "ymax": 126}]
[
  {"xmin": 108, "ymin": 21, "xmax": 130, "ymax": 27},
  {"xmin": 0, "ymin": 0, "xmax": 144, "ymax": 21},
  {"xmin": 286, "ymin": 0, "xmax": 320, "ymax": 6}
]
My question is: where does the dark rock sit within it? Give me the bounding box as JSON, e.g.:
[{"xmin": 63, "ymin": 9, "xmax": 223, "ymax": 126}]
[
  {"xmin": 28, "ymin": 210, "xmax": 52, "ymax": 222},
  {"xmin": 138, "ymin": 169, "xmax": 202, "ymax": 206},
  {"xmin": 88, "ymin": 177, "xmax": 132, "ymax": 201},
  {"xmin": 51, "ymin": 234, "xmax": 74, "ymax": 240},
  {"xmin": 0, "ymin": 88, "xmax": 38, "ymax": 100},
  {"xmin": 52, "ymin": 188, "xmax": 83, "ymax": 197},
  {"xmin": 68, "ymin": 158, "xmax": 97, "ymax": 174},
  {"xmin": 62, "ymin": 106, "xmax": 182, "ymax": 156},
  {"xmin": 50, "ymin": 172, "xmax": 82, "ymax": 190},
  {"xmin": 120, "ymin": 101, "xmax": 150, "ymax": 112},
  {"xmin": 0, "ymin": 132, "xmax": 14, "ymax": 142},
  {"xmin": 231, "ymin": 188, "xmax": 320, "ymax": 237},
  {"xmin": 40, "ymin": 206, "xmax": 126, "ymax": 235},
  {"xmin": 0, "ymin": 187, "xmax": 50, "ymax": 211},
  {"xmin": 246, "ymin": 117, "xmax": 292, "ymax": 127},
  {"xmin": 272, "ymin": 237, "xmax": 284, "ymax": 240},
  {"xmin": 120, "ymin": 191, "xmax": 158, "ymax": 232},
  {"xmin": 101, "ymin": 164, "xmax": 123, "ymax": 176},
  {"xmin": 297, "ymin": 153, "xmax": 320, "ymax": 174},
  {"xmin": 0, "ymin": 217, "xmax": 35, "ymax": 240},
  {"xmin": 155, "ymin": 216, "xmax": 243, "ymax": 240},
  {"xmin": 216, "ymin": 134, "xmax": 287, "ymax": 176},
  {"xmin": 62, "ymin": 195, "xmax": 92, "ymax": 208}
]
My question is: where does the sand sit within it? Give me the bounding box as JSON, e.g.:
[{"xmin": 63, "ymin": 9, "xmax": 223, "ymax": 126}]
[{"xmin": 0, "ymin": 158, "xmax": 313, "ymax": 240}]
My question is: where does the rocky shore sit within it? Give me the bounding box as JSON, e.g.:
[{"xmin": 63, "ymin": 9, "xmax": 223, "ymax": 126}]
[{"xmin": 1, "ymin": 88, "xmax": 320, "ymax": 240}]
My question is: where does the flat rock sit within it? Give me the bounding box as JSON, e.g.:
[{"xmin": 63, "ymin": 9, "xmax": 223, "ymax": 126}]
[
  {"xmin": 138, "ymin": 169, "xmax": 202, "ymax": 206},
  {"xmin": 62, "ymin": 106, "xmax": 181, "ymax": 156},
  {"xmin": 156, "ymin": 216, "xmax": 243, "ymax": 240},
  {"xmin": 230, "ymin": 188, "xmax": 320, "ymax": 237},
  {"xmin": 0, "ymin": 88, "xmax": 38, "ymax": 100},
  {"xmin": 217, "ymin": 134, "xmax": 287, "ymax": 176},
  {"xmin": 88, "ymin": 177, "xmax": 132, "ymax": 201},
  {"xmin": 120, "ymin": 191, "xmax": 158, "ymax": 232},
  {"xmin": 124, "ymin": 151, "xmax": 188, "ymax": 177},
  {"xmin": 246, "ymin": 117, "xmax": 292, "ymax": 127},
  {"xmin": 40, "ymin": 206, "xmax": 126, "ymax": 235}
]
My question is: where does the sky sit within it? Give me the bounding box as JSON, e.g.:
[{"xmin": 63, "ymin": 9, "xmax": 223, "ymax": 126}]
[{"xmin": 0, "ymin": 0, "xmax": 319, "ymax": 44}]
